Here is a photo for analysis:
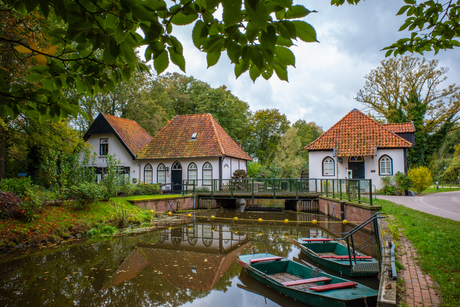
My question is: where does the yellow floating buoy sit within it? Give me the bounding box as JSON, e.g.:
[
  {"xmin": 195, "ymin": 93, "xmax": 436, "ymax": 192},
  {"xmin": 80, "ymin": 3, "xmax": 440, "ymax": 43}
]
[
  {"xmin": 258, "ymin": 218, "xmax": 263, "ymax": 223},
  {"xmin": 211, "ymin": 215, "xmax": 215, "ymax": 219},
  {"xmin": 284, "ymin": 233, "xmax": 289, "ymax": 238},
  {"xmin": 342, "ymin": 219, "xmax": 348, "ymax": 225},
  {"xmin": 168, "ymin": 225, "xmax": 172, "ymax": 229},
  {"xmin": 284, "ymin": 219, "xmax": 289, "ymax": 224},
  {"xmin": 150, "ymin": 210, "xmax": 154, "ymax": 213},
  {"xmin": 258, "ymin": 231, "xmax": 263, "ymax": 236},
  {"xmin": 234, "ymin": 217, "xmax": 238, "ymax": 221},
  {"xmin": 234, "ymin": 230, "xmax": 238, "ymax": 234},
  {"xmin": 168, "ymin": 211, "xmax": 172, "ymax": 216},
  {"xmin": 211, "ymin": 227, "xmax": 215, "ymax": 232},
  {"xmin": 312, "ymin": 219, "xmax": 318, "ymax": 225},
  {"xmin": 187, "ymin": 213, "xmax": 192, "ymax": 218}
]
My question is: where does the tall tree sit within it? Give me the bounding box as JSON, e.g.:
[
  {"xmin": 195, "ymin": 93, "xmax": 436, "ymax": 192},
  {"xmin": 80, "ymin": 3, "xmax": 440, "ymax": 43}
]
[
  {"xmin": 292, "ymin": 119, "xmax": 323, "ymax": 162},
  {"xmin": 246, "ymin": 109, "xmax": 290, "ymax": 165},
  {"xmin": 271, "ymin": 127, "xmax": 307, "ymax": 178},
  {"xmin": 356, "ymin": 56, "xmax": 460, "ymax": 166}
]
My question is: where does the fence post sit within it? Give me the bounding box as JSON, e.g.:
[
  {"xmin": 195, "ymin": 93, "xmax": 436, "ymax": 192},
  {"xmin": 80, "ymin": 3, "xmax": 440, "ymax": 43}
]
[
  {"xmin": 231, "ymin": 179, "xmax": 233, "ymax": 198},
  {"xmin": 252, "ymin": 179, "xmax": 254, "ymax": 199},
  {"xmin": 369, "ymin": 179, "xmax": 373, "ymax": 206},
  {"xmin": 358, "ymin": 180, "xmax": 361, "ymax": 203}
]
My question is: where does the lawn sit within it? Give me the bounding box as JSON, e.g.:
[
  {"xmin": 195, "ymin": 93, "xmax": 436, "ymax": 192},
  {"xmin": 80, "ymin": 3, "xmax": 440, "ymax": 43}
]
[
  {"xmin": 421, "ymin": 186, "xmax": 459, "ymax": 194},
  {"xmin": 374, "ymin": 198, "xmax": 460, "ymax": 306}
]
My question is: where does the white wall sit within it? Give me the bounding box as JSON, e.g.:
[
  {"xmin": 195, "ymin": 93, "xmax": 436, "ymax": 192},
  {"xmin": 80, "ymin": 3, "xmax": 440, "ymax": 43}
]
[
  {"xmin": 85, "ymin": 134, "xmax": 138, "ymax": 182},
  {"xmin": 221, "ymin": 156, "xmax": 248, "ymax": 179},
  {"xmin": 308, "ymin": 149, "xmax": 406, "ymax": 190}
]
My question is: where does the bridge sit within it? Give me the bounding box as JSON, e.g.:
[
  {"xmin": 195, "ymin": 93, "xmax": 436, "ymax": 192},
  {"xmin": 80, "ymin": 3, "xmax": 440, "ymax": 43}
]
[{"xmin": 181, "ymin": 178, "xmax": 374, "ymax": 205}]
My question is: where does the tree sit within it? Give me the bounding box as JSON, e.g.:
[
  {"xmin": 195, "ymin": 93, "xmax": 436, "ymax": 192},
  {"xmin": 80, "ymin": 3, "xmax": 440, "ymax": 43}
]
[
  {"xmin": 408, "ymin": 166, "xmax": 433, "ymax": 194},
  {"xmin": 271, "ymin": 127, "xmax": 307, "ymax": 178},
  {"xmin": 292, "ymin": 119, "xmax": 323, "ymax": 162},
  {"xmin": 333, "ymin": 0, "xmax": 460, "ymax": 56},
  {"xmin": 356, "ymin": 56, "xmax": 460, "ymax": 166},
  {"xmin": 1, "ymin": 0, "xmax": 318, "ymax": 122},
  {"xmin": 246, "ymin": 109, "xmax": 290, "ymax": 164}
]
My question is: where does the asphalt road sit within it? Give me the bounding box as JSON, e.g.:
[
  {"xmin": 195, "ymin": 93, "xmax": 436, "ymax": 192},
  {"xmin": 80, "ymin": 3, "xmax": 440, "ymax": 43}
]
[{"xmin": 377, "ymin": 190, "xmax": 460, "ymax": 222}]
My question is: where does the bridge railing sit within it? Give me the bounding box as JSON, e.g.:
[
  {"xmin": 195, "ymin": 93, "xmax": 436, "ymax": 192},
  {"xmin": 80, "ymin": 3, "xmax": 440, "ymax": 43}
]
[{"xmin": 182, "ymin": 178, "xmax": 373, "ymax": 205}]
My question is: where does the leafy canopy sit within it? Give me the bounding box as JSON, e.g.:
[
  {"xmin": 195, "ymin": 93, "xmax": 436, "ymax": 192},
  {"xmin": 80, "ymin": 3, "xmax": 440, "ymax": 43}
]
[
  {"xmin": 333, "ymin": 0, "xmax": 460, "ymax": 55},
  {"xmin": 0, "ymin": 0, "xmax": 317, "ymax": 121}
]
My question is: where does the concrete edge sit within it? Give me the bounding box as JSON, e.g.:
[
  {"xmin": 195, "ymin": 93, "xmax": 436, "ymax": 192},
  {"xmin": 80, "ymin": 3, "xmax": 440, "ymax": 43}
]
[{"xmin": 377, "ymin": 217, "xmax": 397, "ymax": 307}]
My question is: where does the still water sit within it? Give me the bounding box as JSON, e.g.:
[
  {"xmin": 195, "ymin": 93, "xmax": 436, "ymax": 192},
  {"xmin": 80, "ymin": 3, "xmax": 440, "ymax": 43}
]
[{"xmin": 0, "ymin": 211, "xmax": 379, "ymax": 307}]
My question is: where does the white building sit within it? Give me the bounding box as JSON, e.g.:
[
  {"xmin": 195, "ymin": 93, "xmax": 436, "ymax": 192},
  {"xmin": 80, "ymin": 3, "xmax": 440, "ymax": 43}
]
[
  {"xmin": 305, "ymin": 109, "xmax": 414, "ymax": 190},
  {"xmin": 83, "ymin": 113, "xmax": 252, "ymax": 193}
]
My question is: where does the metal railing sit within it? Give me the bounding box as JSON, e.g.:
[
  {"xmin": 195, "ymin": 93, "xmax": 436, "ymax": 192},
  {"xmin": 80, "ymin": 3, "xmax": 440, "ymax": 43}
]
[{"xmin": 182, "ymin": 178, "xmax": 373, "ymax": 204}]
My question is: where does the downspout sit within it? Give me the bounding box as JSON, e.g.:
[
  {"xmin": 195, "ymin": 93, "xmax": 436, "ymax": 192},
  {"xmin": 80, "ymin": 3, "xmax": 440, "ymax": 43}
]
[{"xmin": 137, "ymin": 160, "xmax": 141, "ymax": 183}]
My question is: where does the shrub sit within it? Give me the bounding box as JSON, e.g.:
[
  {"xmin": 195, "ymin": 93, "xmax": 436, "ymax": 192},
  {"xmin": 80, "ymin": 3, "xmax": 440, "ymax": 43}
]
[
  {"xmin": 100, "ymin": 154, "xmax": 121, "ymax": 200},
  {"xmin": 69, "ymin": 182, "xmax": 107, "ymax": 209},
  {"xmin": 0, "ymin": 191, "xmax": 28, "ymax": 220},
  {"xmin": 394, "ymin": 171, "xmax": 413, "ymax": 195},
  {"xmin": 136, "ymin": 183, "xmax": 161, "ymax": 195},
  {"xmin": 408, "ymin": 166, "xmax": 433, "ymax": 194},
  {"xmin": 86, "ymin": 223, "xmax": 118, "ymax": 237},
  {"xmin": 379, "ymin": 176, "xmax": 396, "ymax": 195},
  {"xmin": 0, "ymin": 177, "xmax": 32, "ymax": 197}
]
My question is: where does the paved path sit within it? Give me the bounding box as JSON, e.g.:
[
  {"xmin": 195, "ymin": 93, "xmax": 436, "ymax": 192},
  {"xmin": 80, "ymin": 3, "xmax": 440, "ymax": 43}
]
[
  {"xmin": 377, "ymin": 190, "xmax": 460, "ymax": 222},
  {"xmin": 400, "ymin": 237, "xmax": 441, "ymax": 306}
]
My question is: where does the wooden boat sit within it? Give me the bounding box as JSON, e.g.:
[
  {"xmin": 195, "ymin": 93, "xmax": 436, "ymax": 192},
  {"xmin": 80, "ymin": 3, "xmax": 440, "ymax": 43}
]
[
  {"xmin": 293, "ymin": 238, "xmax": 380, "ymax": 277},
  {"xmin": 237, "ymin": 253, "xmax": 378, "ymax": 307}
]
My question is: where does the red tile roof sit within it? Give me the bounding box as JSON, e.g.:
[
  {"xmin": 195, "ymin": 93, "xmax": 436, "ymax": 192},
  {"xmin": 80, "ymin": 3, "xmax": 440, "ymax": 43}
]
[
  {"xmin": 137, "ymin": 114, "xmax": 252, "ymax": 160},
  {"xmin": 382, "ymin": 122, "xmax": 415, "ymax": 133},
  {"xmin": 102, "ymin": 113, "xmax": 154, "ymax": 156},
  {"xmin": 304, "ymin": 109, "xmax": 413, "ymax": 156}
]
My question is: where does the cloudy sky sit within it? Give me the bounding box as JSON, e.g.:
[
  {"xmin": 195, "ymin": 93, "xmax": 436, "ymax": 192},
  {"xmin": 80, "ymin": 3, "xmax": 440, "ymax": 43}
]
[{"xmin": 156, "ymin": 0, "xmax": 460, "ymax": 131}]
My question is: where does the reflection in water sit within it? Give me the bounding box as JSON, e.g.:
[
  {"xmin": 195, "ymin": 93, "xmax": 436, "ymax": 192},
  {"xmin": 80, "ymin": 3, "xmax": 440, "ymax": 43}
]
[{"xmin": 0, "ymin": 211, "xmax": 379, "ymax": 307}]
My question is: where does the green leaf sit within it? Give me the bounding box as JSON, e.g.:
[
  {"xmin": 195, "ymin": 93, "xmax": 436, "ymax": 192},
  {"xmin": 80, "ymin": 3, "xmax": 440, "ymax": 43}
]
[
  {"xmin": 274, "ymin": 46, "xmax": 295, "ymax": 67},
  {"xmin": 103, "ymin": 47, "xmax": 117, "ymax": 65},
  {"xmin": 206, "ymin": 0, "xmax": 220, "ymax": 9},
  {"xmin": 192, "ymin": 20, "xmax": 207, "ymax": 49},
  {"xmin": 222, "ymin": 0, "xmax": 242, "ymax": 26},
  {"xmin": 246, "ymin": 21, "xmax": 259, "ymax": 42},
  {"xmin": 226, "ymin": 42, "xmax": 241, "ymax": 63},
  {"xmin": 282, "ymin": 20, "xmax": 296, "ymax": 39},
  {"xmin": 154, "ymin": 50, "xmax": 169, "ymax": 74},
  {"xmin": 168, "ymin": 47, "xmax": 186, "ymax": 72},
  {"xmin": 397, "ymin": 5, "xmax": 411, "ymax": 16},
  {"xmin": 292, "ymin": 20, "xmax": 317, "ymax": 42},
  {"xmin": 250, "ymin": 46, "xmax": 264, "ymax": 70},
  {"xmin": 272, "ymin": 62, "xmax": 288, "ymax": 81},
  {"xmin": 273, "ymin": 0, "xmax": 292, "ymax": 8},
  {"xmin": 245, "ymin": 0, "xmax": 268, "ymax": 31},
  {"xmin": 285, "ymin": 5, "xmax": 310, "ymax": 19},
  {"xmin": 207, "ymin": 49, "xmax": 221, "ymax": 67},
  {"xmin": 249, "ymin": 65, "xmax": 260, "ymax": 82},
  {"xmin": 261, "ymin": 67, "xmax": 274, "ymax": 80},
  {"xmin": 203, "ymin": 35, "xmax": 224, "ymax": 52},
  {"xmin": 24, "ymin": 0, "xmax": 39, "ymax": 12},
  {"xmin": 260, "ymin": 25, "xmax": 277, "ymax": 53},
  {"xmin": 26, "ymin": 73, "xmax": 44, "ymax": 82},
  {"xmin": 75, "ymin": 79, "xmax": 85, "ymax": 93},
  {"xmin": 171, "ymin": 12, "xmax": 198, "ymax": 25},
  {"xmin": 39, "ymin": 0, "xmax": 49, "ymax": 17}
]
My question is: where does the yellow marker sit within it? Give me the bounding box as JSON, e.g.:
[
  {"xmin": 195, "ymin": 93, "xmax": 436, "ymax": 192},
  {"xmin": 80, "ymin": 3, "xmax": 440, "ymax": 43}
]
[
  {"xmin": 168, "ymin": 225, "xmax": 172, "ymax": 229},
  {"xmin": 187, "ymin": 213, "xmax": 192, "ymax": 218},
  {"xmin": 284, "ymin": 233, "xmax": 289, "ymax": 238},
  {"xmin": 312, "ymin": 219, "xmax": 318, "ymax": 225},
  {"xmin": 168, "ymin": 211, "xmax": 172, "ymax": 216},
  {"xmin": 211, "ymin": 215, "xmax": 215, "ymax": 219},
  {"xmin": 150, "ymin": 210, "xmax": 154, "ymax": 213},
  {"xmin": 284, "ymin": 219, "xmax": 289, "ymax": 224},
  {"xmin": 342, "ymin": 219, "xmax": 348, "ymax": 225},
  {"xmin": 211, "ymin": 227, "xmax": 215, "ymax": 232},
  {"xmin": 234, "ymin": 230, "xmax": 238, "ymax": 234},
  {"xmin": 258, "ymin": 218, "xmax": 263, "ymax": 223},
  {"xmin": 234, "ymin": 217, "xmax": 238, "ymax": 221},
  {"xmin": 258, "ymin": 231, "xmax": 263, "ymax": 236}
]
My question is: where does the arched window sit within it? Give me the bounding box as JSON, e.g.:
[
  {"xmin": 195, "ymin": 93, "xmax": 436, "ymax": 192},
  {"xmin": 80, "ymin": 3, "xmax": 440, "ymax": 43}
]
[
  {"xmin": 157, "ymin": 163, "xmax": 166, "ymax": 184},
  {"xmin": 379, "ymin": 155, "xmax": 393, "ymax": 175},
  {"xmin": 144, "ymin": 164, "xmax": 153, "ymax": 183},
  {"xmin": 172, "ymin": 161, "xmax": 182, "ymax": 170},
  {"xmin": 203, "ymin": 162, "xmax": 212, "ymax": 185},
  {"xmin": 188, "ymin": 163, "xmax": 197, "ymax": 181},
  {"xmin": 322, "ymin": 157, "xmax": 335, "ymax": 176}
]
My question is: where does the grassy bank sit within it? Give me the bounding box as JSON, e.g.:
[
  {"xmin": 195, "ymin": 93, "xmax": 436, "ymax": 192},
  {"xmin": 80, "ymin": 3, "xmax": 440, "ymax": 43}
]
[
  {"xmin": 421, "ymin": 186, "xmax": 459, "ymax": 194},
  {"xmin": 0, "ymin": 195, "xmax": 185, "ymax": 249},
  {"xmin": 374, "ymin": 198, "xmax": 460, "ymax": 306}
]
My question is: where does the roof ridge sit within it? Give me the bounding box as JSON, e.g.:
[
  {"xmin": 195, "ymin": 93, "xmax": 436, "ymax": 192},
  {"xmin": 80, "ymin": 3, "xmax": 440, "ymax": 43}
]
[
  {"xmin": 101, "ymin": 113, "xmax": 135, "ymax": 156},
  {"xmin": 209, "ymin": 114, "xmax": 225, "ymax": 155}
]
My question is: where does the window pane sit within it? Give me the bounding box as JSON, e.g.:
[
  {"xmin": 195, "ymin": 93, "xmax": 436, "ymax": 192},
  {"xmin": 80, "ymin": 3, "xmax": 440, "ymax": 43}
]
[
  {"xmin": 158, "ymin": 164, "xmax": 166, "ymax": 184},
  {"xmin": 203, "ymin": 163, "xmax": 212, "ymax": 185},
  {"xmin": 323, "ymin": 158, "xmax": 334, "ymax": 175},
  {"xmin": 145, "ymin": 164, "xmax": 153, "ymax": 183}
]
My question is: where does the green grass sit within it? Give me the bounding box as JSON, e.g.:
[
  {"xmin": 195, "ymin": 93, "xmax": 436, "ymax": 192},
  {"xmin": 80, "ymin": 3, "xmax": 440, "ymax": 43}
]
[
  {"xmin": 124, "ymin": 194, "xmax": 193, "ymax": 201},
  {"xmin": 375, "ymin": 198, "xmax": 460, "ymax": 306},
  {"xmin": 421, "ymin": 186, "xmax": 460, "ymax": 194}
]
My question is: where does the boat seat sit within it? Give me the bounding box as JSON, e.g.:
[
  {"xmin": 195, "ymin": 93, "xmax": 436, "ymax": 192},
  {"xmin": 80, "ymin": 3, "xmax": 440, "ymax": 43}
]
[
  {"xmin": 310, "ymin": 281, "xmax": 358, "ymax": 292},
  {"xmin": 282, "ymin": 277, "xmax": 331, "ymax": 286},
  {"xmin": 319, "ymin": 255, "xmax": 373, "ymax": 260},
  {"xmin": 302, "ymin": 238, "xmax": 333, "ymax": 242},
  {"xmin": 249, "ymin": 256, "xmax": 283, "ymax": 263}
]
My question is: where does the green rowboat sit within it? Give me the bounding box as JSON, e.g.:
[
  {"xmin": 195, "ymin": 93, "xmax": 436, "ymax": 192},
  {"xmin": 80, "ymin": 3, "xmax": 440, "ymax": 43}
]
[
  {"xmin": 237, "ymin": 253, "xmax": 378, "ymax": 307},
  {"xmin": 294, "ymin": 238, "xmax": 380, "ymax": 277}
]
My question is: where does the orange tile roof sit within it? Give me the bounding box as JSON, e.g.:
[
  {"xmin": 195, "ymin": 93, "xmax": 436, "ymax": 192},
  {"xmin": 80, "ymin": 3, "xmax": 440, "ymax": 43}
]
[
  {"xmin": 102, "ymin": 114, "xmax": 154, "ymax": 156},
  {"xmin": 137, "ymin": 114, "xmax": 252, "ymax": 160},
  {"xmin": 304, "ymin": 109, "xmax": 412, "ymax": 157},
  {"xmin": 382, "ymin": 122, "xmax": 415, "ymax": 133}
]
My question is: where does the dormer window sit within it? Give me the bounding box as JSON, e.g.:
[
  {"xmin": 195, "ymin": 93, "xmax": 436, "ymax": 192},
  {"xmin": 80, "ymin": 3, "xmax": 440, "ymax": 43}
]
[
  {"xmin": 100, "ymin": 138, "xmax": 108, "ymax": 156},
  {"xmin": 191, "ymin": 133, "xmax": 197, "ymax": 140}
]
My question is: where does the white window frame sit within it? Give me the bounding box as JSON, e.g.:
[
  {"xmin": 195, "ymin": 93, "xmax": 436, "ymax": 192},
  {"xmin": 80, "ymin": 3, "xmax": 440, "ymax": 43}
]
[
  {"xmin": 379, "ymin": 155, "xmax": 393, "ymax": 176},
  {"xmin": 188, "ymin": 162, "xmax": 198, "ymax": 182},
  {"xmin": 322, "ymin": 157, "xmax": 335, "ymax": 176},
  {"xmin": 202, "ymin": 162, "xmax": 212, "ymax": 185},
  {"xmin": 100, "ymin": 138, "xmax": 108, "ymax": 156},
  {"xmin": 157, "ymin": 163, "xmax": 166, "ymax": 184},
  {"xmin": 144, "ymin": 164, "xmax": 153, "ymax": 183}
]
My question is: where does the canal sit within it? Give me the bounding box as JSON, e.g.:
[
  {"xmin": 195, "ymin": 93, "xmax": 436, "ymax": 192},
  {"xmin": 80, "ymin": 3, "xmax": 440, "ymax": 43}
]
[{"xmin": 0, "ymin": 210, "xmax": 379, "ymax": 307}]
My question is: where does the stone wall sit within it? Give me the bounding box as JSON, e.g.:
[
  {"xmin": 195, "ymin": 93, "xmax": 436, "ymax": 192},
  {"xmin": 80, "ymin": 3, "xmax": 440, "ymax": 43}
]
[
  {"xmin": 318, "ymin": 196, "xmax": 382, "ymax": 230},
  {"xmin": 129, "ymin": 197, "xmax": 195, "ymax": 212}
]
